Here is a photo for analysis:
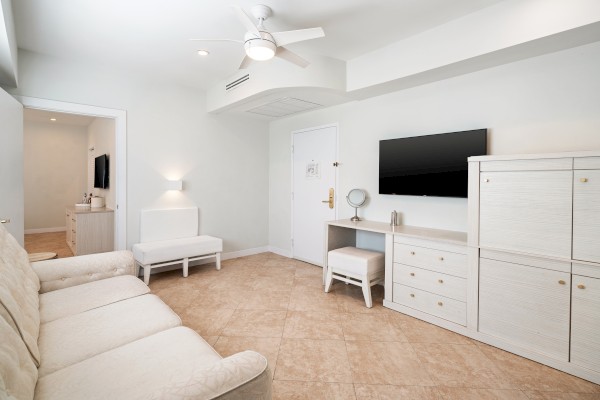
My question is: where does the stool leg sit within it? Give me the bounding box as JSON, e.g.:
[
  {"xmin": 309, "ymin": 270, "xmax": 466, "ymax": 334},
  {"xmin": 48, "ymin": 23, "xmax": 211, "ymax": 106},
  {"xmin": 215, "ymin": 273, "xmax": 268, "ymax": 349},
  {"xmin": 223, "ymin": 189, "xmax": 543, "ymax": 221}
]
[
  {"xmin": 324, "ymin": 267, "xmax": 334, "ymax": 293},
  {"xmin": 362, "ymin": 278, "xmax": 373, "ymax": 308},
  {"xmin": 183, "ymin": 258, "xmax": 189, "ymax": 278},
  {"xmin": 216, "ymin": 253, "xmax": 221, "ymax": 270},
  {"xmin": 143, "ymin": 265, "xmax": 151, "ymax": 285}
]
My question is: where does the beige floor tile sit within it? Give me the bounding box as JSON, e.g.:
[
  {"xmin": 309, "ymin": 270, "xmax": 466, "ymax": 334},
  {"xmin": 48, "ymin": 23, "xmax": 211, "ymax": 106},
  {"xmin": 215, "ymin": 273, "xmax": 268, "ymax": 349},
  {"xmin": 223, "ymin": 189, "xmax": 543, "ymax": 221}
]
[
  {"xmin": 354, "ymin": 384, "xmax": 443, "ymax": 400},
  {"xmin": 387, "ymin": 313, "xmax": 473, "ymax": 345},
  {"xmin": 253, "ymin": 274, "xmax": 295, "ymax": 292},
  {"xmin": 294, "ymin": 275, "xmax": 324, "ymax": 288},
  {"xmin": 288, "ymin": 285, "xmax": 340, "ymax": 313},
  {"xmin": 201, "ymin": 335, "xmax": 220, "ymax": 346},
  {"xmin": 283, "ymin": 311, "xmax": 344, "ymax": 340},
  {"xmin": 272, "ymin": 381, "xmax": 356, "ymax": 400},
  {"xmin": 214, "ymin": 336, "xmax": 281, "ymax": 370},
  {"xmin": 207, "ymin": 275, "xmax": 257, "ymax": 291},
  {"xmin": 222, "ymin": 309, "xmax": 287, "ymax": 337},
  {"xmin": 236, "ymin": 290, "xmax": 291, "ymax": 310},
  {"xmin": 24, "ymin": 231, "xmax": 73, "ymax": 258},
  {"xmin": 341, "ymin": 313, "xmax": 408, "ymax": 342},
  {"xmin": 478, "ymin": 343, "xmax": 600, "ymax": 393},
  {"xmin": 438, "ymin": 387, "xmax": 529, "ymax": 400},
  {"xmin": 524, "ymin": 392, "xmax": 600, "ymax": 400},
  {"xmin": 346, "ymin": 340, "xmax": 434, "ymax": 386},
  {"xmin": 294, "ymin": 263, "xmax": 324, "ymax": 278},
  {"xmin": 275, "ymin": 339, "xmax": 353, "ymax": 383},
  {"xmin": 334, "ymin": 284, "xmax": 387, "ymax": 314},
  {"xmin": 151, "ymin": 285, "xmax": 199, "ymax": 314},
  {"xmin": 192, "ymin": 289, "xmax": 249, "ymax": 309},
  {"xmin": 412, "ymin": 343, "xmax": 514, "ymax": 389},
  {"xmin": 180, "ymin": 306, "xmax": 235, "ymax": 336}
]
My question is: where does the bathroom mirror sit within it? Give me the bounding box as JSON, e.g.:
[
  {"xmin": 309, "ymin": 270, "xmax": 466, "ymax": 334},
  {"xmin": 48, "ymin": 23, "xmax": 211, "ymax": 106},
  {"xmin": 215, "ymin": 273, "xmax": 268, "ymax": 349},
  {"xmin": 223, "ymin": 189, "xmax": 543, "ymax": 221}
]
[{"xmin": 346, "ymin": 188, "xmax": 367, "ymax": 221}]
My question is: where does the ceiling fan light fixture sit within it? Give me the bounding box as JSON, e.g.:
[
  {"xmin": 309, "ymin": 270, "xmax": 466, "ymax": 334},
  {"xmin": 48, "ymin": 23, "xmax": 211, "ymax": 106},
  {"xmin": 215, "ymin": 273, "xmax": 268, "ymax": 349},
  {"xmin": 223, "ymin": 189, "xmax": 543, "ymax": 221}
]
[{"xmin": 245, "ymin": 38, "xmax": 276, "ymax": 61}]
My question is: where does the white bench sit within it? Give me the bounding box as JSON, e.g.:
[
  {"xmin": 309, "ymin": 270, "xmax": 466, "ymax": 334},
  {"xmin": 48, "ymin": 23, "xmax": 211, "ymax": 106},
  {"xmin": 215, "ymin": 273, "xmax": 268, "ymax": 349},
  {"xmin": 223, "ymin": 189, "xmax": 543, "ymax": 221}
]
[
  {"xmin": 325, "ymin": 246, "xmax": 384, "ymax": 308},
  {"xmin": 132, "ymin": 208, "xmax": 223, "ymax": 285}
]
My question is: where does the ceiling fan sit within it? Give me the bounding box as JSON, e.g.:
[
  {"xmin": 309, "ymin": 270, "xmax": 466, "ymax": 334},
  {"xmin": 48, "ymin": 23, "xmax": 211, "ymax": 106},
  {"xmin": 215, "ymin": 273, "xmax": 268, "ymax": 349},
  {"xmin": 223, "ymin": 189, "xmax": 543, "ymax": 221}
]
[{"xmin": 191, "ymin": 4, "xmax": 325, "ymax": 69}]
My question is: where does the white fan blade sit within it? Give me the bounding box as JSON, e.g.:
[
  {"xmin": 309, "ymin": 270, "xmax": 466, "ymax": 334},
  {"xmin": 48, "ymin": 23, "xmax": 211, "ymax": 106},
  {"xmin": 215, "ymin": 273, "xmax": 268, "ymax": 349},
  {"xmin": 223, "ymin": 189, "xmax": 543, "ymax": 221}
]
[
  {"xmin": 276, "ymin": 47, "xmax": 310, "ymax": 68},
  {"xmin": 271, "ymin": 27, "xmax": 324, "ymax": 47},
  {"xmin": 232, "ymin": 5, "xmax": 260, "ymax": 36},
  {"xmin": 239, "ymin": 55, "xmax": 253, "ymax": 69},
  {"xmin": 189, "ymin": 38, "xmax": 243, "ymax": 43}
]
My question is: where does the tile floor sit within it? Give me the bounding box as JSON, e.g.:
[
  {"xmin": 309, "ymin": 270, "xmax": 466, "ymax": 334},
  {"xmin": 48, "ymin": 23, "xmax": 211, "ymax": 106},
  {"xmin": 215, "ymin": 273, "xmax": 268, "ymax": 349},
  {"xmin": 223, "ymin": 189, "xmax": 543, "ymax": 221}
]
[
  {"xmin": 145, "ymin": 252, "xmax": 600, "ymax": 400},
  {"xmin": 23, "ymin": 233, "xmax": 600, "ymax": 399}
]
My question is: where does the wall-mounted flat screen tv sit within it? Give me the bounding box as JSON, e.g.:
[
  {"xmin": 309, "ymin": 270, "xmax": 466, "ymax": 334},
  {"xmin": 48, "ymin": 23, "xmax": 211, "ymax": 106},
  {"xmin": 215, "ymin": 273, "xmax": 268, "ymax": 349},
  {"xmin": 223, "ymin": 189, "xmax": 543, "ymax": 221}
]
[
  {"xmin": 94, "ymin": 154, "xmax": 109, "ymax": 189},
  {"xmin": 379, "ymin": 129, "xmax": 487, "ymax": 198}
]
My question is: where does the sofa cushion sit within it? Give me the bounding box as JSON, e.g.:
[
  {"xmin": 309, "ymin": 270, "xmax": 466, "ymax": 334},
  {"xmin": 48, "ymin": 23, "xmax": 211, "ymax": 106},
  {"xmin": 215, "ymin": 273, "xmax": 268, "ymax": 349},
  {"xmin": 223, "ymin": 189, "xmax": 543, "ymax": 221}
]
[
  {"xmin": 35, "ymin": 327, "xmax": 224, "ymax": 400},
  {"xmin": 38, "ymin": 294, "xmax": 182, "ymax": 377},
  {"xmin": 0, "ymin": 225, "xmax": 41, "ymax": 366},
  {"xmin": 0, "ymin": 315, "xmax": 38, "ymax": 400},
  {"xmin": 132, "ymin": 235, "xmax": 223, "ymax": 265},
  {"xmin": 39, "ymin": 275, "xmax": 149, "ymax": 323}
]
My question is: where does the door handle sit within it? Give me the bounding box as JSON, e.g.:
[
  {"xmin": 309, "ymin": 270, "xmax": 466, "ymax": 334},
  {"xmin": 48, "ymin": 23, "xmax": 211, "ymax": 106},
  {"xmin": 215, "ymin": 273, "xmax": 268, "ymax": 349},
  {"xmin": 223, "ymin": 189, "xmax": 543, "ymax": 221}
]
[
  {"xmin": 321, "ymin": 188, "xmax": 334, "ymax": 209},
  {"xmin": 0, "ymin": 219, "xmax": 10, "ymax": 224}
]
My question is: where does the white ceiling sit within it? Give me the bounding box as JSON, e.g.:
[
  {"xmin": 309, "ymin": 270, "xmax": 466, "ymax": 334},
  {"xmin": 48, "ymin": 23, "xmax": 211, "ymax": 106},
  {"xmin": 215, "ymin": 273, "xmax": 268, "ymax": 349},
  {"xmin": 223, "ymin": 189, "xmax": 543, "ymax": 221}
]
[
  {"xmin": 13, "ymin": 0, "xmax": 505, "ymax": 90},
  {"xmin": 23, "ymin": 108, "xmax": 96, "ymax": 127}
]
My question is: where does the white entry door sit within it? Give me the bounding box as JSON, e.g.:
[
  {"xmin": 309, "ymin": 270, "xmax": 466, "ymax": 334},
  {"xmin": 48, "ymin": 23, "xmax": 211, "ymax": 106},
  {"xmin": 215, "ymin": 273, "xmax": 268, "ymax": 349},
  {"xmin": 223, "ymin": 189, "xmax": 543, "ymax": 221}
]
[
  {"xmin": 0, "ymin": 88, "xmax": 24, "ymax": 244},
  {"xmin": 292, "ymin": 125, "xmax": 338, "ymax": 266}
]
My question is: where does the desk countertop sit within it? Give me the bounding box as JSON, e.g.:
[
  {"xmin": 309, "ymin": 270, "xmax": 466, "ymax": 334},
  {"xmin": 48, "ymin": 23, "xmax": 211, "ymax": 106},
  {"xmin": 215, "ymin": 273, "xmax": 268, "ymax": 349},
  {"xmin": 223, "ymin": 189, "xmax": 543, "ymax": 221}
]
[{"xmin": 326, "ymin": 219, "xmax": 467, "ymax": 245}]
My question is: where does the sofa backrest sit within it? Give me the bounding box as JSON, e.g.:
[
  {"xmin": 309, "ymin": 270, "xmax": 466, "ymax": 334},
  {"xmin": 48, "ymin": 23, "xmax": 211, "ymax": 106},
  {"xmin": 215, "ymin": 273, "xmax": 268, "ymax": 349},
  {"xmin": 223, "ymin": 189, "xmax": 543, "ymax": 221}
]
[
  {"xmin": 140, "ymin": 207, "xmax": 198, "ymax": 243},
  {"xmin": 0, "ymin": 223, "xmax": 41, "ymax": 367},
  {"xmin": 0, "ymin": 316, "xmax": 38, "ymax": 400}
]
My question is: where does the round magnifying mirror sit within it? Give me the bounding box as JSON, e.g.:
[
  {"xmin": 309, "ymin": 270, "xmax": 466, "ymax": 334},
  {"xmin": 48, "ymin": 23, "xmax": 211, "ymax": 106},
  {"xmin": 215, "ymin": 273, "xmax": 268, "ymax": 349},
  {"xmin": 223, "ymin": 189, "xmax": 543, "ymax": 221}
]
[{"xmin": 347, "ymin": 188, "xmax": 367, "ymax": 221}]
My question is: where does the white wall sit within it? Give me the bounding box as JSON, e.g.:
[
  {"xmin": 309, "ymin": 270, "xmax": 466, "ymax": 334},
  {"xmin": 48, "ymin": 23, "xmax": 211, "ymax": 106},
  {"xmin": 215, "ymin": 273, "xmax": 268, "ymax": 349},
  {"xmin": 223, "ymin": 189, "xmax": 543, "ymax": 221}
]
[
  {"xmin": 87, "ymin": 117, "xmax": 115, "ymax": 209},
  {"xmin": 23, "ymin": 120, "xmax": 87, "ymax": 231},
  {"xmin": 269, "ymin": 42, "xmax": 600, "ymax": 253},
  {"xmin": 10, "ymin": 50, "xmax": 270, "ymax": 252}
]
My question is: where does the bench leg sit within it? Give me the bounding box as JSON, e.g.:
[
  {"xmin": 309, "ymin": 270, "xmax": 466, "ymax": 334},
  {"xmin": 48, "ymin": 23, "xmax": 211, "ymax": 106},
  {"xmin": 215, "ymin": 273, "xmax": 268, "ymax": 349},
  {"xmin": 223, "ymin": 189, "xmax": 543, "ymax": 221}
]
[
  {"xmin": 324, "ymin": 267, "xmax": 334, "ymax": 293},
  {"xmin": 362, "ymin": 278, "xmax": 373, "ymax": 308},
  {"xmin": 143, "ymin": 265, "xmax": 151, "ymax": 285},
  {"xmin": 216, "ymin": 253, "xmax": 221, "ymax": 270},
  {"xmin": 183, "ymin": 258, "xmax": 189, "ymax": 278}
]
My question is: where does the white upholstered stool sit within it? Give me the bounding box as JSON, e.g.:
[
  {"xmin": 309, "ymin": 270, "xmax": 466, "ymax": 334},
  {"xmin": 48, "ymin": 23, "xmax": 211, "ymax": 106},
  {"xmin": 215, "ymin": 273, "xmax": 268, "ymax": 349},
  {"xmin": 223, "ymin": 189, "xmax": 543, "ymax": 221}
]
[{"xmin": 325, "ymin": 246, "xmax": 385, "ymax": 308}]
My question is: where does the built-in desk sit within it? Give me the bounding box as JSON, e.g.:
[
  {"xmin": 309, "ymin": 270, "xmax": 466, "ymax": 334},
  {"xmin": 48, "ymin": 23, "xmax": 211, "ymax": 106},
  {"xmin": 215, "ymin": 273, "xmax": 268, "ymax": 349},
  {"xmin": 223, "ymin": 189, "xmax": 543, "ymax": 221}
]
[{"xmin": 324, "ymin": 219, "xmax": 471, "ymax": 328}]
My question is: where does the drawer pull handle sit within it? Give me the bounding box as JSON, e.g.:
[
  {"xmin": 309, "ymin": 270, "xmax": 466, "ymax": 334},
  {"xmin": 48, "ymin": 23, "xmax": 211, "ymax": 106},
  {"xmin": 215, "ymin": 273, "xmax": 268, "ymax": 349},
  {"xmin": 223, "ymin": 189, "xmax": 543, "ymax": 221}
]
[
  {"xmin": 558, "ymin": 280, "xmax": 566, "ymax": 285},
  {"xmin": 437, "ymin": 301, "xmax": 443, "ymax": 306},
  {"xmin": 410, "ymin": 293, "xmax": 415, "ymax": 297},
  {"xmin": 580, "ymin": 178, "xmax": 588, "ymax": 183},
  {"xmin": 438, "ymin": 257, "xmax": 444, "ymax": 261},
  {"xmin": 410, "ymin": 251, "xmax": 415, "ymax": 255},
  {"xmin": 483, "ymin": 178, "xmax": 489, "ymax": 182},
  {"xmin": 410, "ymin": 272, "xmax": 415, "ymax": 276},
  {"xmin": 438, "ymin": 279, "xmax": 444, "ymax": 284},
  {"xmin": 577, "ymin": 284, "xmax": 586, "ymax": 290}
]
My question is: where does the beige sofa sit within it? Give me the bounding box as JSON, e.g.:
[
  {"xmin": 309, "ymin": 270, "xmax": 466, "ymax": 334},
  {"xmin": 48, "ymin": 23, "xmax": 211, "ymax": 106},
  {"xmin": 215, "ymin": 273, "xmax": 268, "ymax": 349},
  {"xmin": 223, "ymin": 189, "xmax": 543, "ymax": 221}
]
[{"xmin": 0, "ymin": 224, "xmax": 271, "ymax": 400}]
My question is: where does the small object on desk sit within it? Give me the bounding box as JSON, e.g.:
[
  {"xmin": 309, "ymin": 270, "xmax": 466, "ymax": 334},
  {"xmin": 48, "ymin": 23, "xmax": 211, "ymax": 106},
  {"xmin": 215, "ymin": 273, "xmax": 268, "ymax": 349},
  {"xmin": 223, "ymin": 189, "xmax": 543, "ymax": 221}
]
[
  {"xmin": 390, "ymin": 210, "xmax": 398, "ymax": 226},
  {"xmin": 347, "ymin": 188, "xmax": 367, "ymax": 221},
  {"xmin": 28, "ymin": 252, "xmax": 57, "ymax": 262}
]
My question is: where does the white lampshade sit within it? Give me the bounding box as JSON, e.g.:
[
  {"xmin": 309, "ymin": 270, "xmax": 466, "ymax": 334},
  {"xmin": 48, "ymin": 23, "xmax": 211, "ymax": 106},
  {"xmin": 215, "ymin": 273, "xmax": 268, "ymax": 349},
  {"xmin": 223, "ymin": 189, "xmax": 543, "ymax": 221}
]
[{"xmin": 245, "ymin": 38, "xmax": 276, "ymax": 61}]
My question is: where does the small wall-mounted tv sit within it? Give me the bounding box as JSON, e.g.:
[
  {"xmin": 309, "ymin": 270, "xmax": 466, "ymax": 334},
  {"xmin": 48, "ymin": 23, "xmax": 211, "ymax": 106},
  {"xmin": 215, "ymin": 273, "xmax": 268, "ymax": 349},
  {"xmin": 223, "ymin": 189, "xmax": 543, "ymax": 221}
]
[
  {"xmin": 379, "ymin": 129, "xmax": 487, "ymax": 198},
  {"xmin": 94, "ymin": 154, "xmax": 109, "ymax": 189}
]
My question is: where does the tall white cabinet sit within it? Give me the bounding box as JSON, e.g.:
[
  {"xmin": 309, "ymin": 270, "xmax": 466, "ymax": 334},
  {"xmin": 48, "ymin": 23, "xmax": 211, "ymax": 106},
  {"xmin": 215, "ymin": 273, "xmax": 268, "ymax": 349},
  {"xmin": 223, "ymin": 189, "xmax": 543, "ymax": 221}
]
[{"xmin": 469, "ymin": 152, "xmax": 600, "ymax": 384}]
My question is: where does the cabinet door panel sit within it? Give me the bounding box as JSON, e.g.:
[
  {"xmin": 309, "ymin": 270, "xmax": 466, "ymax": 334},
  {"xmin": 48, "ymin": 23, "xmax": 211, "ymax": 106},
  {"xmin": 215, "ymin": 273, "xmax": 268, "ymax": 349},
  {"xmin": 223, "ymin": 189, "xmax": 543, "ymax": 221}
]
[
  {"xmin": 479, "ymin": 258, "xmax": 570, "ymax": 361},
  {"xmin": 571, "ymin": 275, "xmax": 600, "ymax": 372},
  {"xmin": 573, "ymin": 170, "xmax": 600, "ymax": 263},
  {"xmin": 479, "ymin": 171, "xmax": 572, "ymax": 259}
]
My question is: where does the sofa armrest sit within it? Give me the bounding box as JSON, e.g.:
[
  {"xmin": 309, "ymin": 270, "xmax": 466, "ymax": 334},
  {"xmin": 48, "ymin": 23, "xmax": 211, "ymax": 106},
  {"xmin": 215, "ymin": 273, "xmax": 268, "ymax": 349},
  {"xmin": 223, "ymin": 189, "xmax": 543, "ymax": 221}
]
[
  {"xmin": 32, "ymin": 250, "xmax": 136, "ymax": 294},
  {"xmin": 155, "ymin": 350, "xmax": 272, "ymax": 400}
]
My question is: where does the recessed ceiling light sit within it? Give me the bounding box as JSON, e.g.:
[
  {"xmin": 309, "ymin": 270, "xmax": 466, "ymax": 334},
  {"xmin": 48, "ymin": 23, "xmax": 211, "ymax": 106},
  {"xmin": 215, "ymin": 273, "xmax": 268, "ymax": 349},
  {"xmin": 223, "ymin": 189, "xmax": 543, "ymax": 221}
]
[
  {"xmin": 50, "ymin": 118, "xmax": 57, "ymax": 121},
  {"xmin": 197, "ymin": 49, "xmax": 210, "ymax": 56}
]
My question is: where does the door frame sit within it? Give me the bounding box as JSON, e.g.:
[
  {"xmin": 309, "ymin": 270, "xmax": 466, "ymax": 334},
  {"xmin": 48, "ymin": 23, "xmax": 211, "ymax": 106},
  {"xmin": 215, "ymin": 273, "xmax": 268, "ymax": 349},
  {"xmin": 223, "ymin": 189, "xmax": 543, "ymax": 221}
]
[
  {"xmin": 16, "ymin": 96, "xmax": 127, "ymax": 251},
  {"xmin": 290, "ymin": 123, "xmax": 339, "ymax": 264}
]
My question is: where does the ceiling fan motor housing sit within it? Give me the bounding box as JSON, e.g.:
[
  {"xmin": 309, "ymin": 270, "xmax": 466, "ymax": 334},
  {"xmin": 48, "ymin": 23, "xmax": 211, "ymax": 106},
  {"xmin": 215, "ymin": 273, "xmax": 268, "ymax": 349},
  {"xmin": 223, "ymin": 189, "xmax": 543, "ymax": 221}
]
[{"xmin": 244, "ymin": 31, "xmax": 276, "ymax": 60}]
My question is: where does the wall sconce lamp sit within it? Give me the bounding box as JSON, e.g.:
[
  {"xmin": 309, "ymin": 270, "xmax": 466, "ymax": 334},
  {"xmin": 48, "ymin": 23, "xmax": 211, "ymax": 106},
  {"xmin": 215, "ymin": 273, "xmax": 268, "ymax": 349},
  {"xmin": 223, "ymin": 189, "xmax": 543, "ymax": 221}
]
[{"xmin": 166, "ymin": 180, "xmax": 183, "ymax": 191}]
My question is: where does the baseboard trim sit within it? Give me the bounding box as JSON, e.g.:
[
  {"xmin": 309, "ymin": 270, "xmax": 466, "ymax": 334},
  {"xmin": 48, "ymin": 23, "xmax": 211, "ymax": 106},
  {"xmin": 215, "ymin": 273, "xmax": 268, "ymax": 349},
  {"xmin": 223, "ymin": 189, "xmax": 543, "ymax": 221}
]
[
  {"xmin": 268, "ymin": 246, "xmax": 292, "ymax": 258},
  {"xmin": 24, "ymin": 227, "xmax": 66, "ymax": 234}
]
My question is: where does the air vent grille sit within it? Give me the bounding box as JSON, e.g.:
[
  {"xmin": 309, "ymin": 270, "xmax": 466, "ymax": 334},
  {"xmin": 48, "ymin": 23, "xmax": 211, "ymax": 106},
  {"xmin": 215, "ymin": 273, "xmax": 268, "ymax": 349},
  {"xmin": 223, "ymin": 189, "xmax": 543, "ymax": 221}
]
[
  {"xmin": 246, "ymin": 97, "xmax": 323, "ymax": 118},
  {"xmin": 225, "ymin": 74, "xmax": 250, "ymax": 91}
]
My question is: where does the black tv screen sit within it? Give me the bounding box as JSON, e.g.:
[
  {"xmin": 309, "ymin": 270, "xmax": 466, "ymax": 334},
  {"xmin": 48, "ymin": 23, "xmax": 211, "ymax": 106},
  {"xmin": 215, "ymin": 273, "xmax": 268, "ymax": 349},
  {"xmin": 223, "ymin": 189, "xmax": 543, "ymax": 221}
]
[
  {"xmin": 379, "ymin": 129, "xmax": 487, "ymax": 198},
  {"xmin": 94, "ymin": 154, "xmax": 109, "ymax": 189}
]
